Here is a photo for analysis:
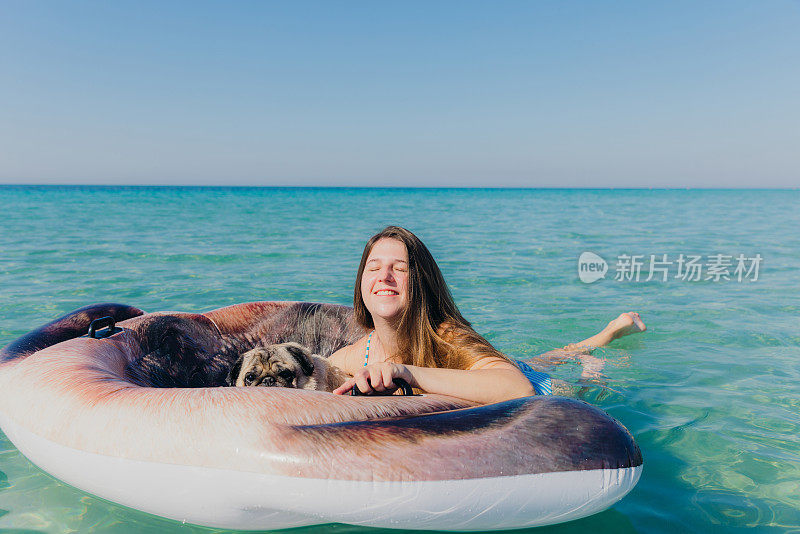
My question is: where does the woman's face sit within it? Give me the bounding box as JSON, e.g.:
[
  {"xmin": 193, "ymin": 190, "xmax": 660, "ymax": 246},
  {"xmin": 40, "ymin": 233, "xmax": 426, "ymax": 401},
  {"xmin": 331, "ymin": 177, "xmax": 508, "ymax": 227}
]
[{"xmin": 360, "ymin": 238, "xmax": 409, "ymax": 323}]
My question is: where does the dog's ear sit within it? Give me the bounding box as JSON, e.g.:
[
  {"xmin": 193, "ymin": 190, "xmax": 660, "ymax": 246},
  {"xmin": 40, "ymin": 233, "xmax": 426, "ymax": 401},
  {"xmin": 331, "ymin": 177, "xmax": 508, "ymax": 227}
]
[
  {"xmin": 285, "ymin": 343, "xmax": 315, "ymax": 377},
  {"xmin": 225, "ymin": 355, "xmax": 244, "ymax": 386}
]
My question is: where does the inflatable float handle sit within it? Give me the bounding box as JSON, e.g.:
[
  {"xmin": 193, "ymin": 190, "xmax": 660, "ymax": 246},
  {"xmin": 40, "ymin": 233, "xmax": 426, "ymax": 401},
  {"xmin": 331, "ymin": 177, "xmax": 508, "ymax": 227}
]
[
  {"xmin": 87, "ymin": 316, "xmax": 120, "ymax": 339},
  {"xmin": 351, "ymin": 378, "xmax": 415, "ymax": 396}
]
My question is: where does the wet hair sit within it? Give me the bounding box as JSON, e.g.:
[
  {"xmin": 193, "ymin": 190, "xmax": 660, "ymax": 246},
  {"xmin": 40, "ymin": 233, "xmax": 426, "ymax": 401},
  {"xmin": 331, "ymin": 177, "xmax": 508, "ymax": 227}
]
[{"xmin": 353, "ymin": 226, "xmax": 510, "ymax": 370}]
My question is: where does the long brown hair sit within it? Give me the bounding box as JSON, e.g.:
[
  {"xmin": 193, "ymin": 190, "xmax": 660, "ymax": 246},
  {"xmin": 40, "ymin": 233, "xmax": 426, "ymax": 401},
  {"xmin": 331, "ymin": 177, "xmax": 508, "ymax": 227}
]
[{"xmin": 353, "ymin": 226, "xmax": 510, "ymax": 370}]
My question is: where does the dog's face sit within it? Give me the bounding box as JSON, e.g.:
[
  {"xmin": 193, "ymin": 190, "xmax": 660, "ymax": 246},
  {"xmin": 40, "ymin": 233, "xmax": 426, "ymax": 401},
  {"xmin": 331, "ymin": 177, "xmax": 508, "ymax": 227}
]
[{"xmin": 226, "ymin": 342, "xmax": 315, "ymax": 388}]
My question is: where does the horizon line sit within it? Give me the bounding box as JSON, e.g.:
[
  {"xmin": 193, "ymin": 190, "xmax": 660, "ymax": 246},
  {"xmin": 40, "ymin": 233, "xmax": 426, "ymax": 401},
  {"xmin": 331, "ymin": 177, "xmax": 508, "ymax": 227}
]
[{"xmin": 1, "ymin": 184, "xmax": 798, "ymax": 191}]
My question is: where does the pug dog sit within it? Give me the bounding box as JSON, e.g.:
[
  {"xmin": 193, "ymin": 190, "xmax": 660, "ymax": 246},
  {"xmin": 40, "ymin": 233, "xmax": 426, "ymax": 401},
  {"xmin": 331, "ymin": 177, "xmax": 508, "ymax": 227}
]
[{"xmin": 225, "ymin": 342, "xmax": 349, "ymax": 392}]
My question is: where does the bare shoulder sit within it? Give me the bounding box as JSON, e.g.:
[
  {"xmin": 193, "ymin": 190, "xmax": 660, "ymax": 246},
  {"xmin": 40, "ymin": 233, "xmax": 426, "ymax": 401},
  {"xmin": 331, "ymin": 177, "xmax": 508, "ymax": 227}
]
[
  {"xmin": 327, "ymin": 344, "xmax": 353, "ymax": 367},
  {"xmin": 468, "ymin": 355, "xmax": 519, "ymax": 371},
  {"xmin": 328, "ymin": 334, "xmax": 370, "ymax": 374}
]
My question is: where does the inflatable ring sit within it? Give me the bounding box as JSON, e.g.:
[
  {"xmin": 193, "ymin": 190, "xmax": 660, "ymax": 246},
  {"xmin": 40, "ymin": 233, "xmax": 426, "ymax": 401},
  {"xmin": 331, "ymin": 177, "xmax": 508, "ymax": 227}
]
[{"xmin": 0, "ymin": 302, "xmax": 642, "ymax": 530}]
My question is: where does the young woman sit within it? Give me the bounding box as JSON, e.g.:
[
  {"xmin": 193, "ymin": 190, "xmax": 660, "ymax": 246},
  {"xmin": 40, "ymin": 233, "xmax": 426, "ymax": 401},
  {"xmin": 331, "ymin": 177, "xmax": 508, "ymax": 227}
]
[{"xmin": 329, "ymin": 226, "xmax": 645, "ymax": 404}]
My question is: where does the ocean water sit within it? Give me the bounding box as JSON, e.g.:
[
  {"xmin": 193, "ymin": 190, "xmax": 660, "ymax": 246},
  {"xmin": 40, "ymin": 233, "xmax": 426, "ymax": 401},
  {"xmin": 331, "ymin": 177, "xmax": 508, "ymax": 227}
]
[{"xmin": 0, "ymin": 186, "xmax": 798, "ymax": 534}]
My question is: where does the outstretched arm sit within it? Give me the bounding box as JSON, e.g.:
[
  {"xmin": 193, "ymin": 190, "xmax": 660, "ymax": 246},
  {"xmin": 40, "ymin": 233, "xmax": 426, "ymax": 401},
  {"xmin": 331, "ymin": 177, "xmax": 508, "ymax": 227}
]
[{"xmin": 332, "ymin": 358, "xmax": 535, "ymax": 405}]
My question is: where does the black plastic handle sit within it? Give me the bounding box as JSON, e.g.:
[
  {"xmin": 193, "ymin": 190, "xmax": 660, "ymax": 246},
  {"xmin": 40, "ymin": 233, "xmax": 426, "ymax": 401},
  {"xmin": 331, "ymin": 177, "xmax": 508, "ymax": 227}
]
[
  {"xmin": 350, "ymin": 378, "xmax": 414, "ymax": 396},
  {"xmin": 88, "ymin": 316, "xmax": 117, "ymax": 339}
]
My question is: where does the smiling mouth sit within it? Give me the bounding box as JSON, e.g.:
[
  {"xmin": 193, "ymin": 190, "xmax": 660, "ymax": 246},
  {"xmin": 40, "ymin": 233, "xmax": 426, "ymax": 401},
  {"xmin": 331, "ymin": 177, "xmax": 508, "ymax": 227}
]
[{"xmin": 374, "ymin": 290, "xmax": 399, "ymax": 296}]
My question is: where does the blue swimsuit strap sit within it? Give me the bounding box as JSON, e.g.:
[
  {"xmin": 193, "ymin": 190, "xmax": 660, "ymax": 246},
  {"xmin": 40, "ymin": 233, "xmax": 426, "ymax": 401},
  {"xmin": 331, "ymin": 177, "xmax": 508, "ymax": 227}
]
[
  {"xmin": 515, "ymin": 360, "xmax": 553, "ymax": 396},
  {"xmin": 363, "ymin": 331, "xmax": 372, "ymax": 367}
]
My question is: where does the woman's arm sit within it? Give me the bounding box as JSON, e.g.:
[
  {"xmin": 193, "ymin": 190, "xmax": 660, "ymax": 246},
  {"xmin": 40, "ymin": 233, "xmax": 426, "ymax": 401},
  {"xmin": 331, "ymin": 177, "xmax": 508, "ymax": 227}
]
[{"xmin": 332, "ymin": 358, "xmax": 535, "ymax": 404}]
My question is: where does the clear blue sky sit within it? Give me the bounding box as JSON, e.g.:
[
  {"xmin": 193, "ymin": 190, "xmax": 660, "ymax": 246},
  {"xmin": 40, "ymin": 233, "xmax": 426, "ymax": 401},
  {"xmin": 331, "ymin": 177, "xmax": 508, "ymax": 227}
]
[{"xmin": 1, "ymin": 1, "xmax": 798, "ymax": 187}]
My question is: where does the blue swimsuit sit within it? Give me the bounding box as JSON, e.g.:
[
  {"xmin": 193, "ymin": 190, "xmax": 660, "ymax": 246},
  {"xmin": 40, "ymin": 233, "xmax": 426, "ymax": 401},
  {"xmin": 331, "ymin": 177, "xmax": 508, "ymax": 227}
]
[
  {"xmin": 363, "ymin": 331, "xmax": 552, "ymax": 396},
  {"xmin": 514, "ymin": 360, "xmax": 553, "ymax": 396}
]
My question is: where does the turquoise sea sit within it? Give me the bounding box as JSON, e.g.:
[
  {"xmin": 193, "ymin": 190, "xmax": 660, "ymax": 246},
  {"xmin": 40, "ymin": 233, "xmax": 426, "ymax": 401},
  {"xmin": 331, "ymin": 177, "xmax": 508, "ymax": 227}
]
[{"xmin": 0, "ymin": 186, "xmax": 798, "ymax": 534}]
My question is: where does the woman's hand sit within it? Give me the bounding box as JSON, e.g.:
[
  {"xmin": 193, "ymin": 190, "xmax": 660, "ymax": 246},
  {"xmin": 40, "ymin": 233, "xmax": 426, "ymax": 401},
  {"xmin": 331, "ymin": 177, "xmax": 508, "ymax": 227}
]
[{"xmin": 333, "ymin": 362, "xmax": 415, "ymax": 395}]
